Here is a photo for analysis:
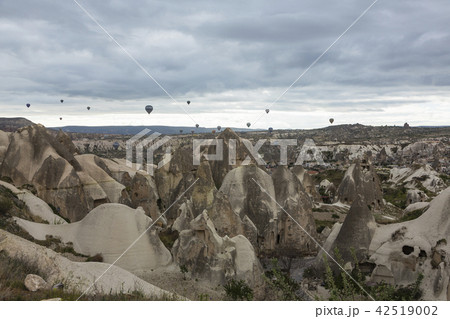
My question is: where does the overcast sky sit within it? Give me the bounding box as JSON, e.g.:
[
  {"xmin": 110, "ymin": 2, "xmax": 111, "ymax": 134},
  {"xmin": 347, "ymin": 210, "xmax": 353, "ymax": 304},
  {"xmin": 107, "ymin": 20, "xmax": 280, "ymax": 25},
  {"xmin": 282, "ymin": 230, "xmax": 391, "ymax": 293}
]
[{"xmin": 0, "ymin": 0, "xmax": 449, "ymax": 129}]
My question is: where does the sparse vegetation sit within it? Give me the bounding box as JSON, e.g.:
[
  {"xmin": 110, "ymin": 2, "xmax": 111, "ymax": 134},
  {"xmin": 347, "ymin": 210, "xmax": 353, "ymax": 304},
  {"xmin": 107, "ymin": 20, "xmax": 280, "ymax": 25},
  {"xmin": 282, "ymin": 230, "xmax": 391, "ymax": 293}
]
[
  {"xmin": 223, "ymin": 279, "xmax": 254, "ymax": 301},
  {"xmin": 263, "ymin": 258, "xmax": 301, "ymax": 300},
  {"xmin": 322, "ymin": 248, "xmax": 423, "ymax": 301},
  {"xmin": 399, "ymin": 208, "xmax": 426, "ymax": 222},
  {"xmin": 158, "ymin": 228, "xmax": 179, "ymax": 250},
  {"xmin": 86, "ymin": 253, "xmax": 103, "ymax": 262},
  {"xmin": 313, "ymin": 169, "xmax": 345, "ymax": 188},
  {"xmin": 179, "ymin": 264, "xmax": 188, "ymax": 280},
  {"xmin": 315, "ymin": 219, "xmax": 335, "ymax": 233},
  {"xmin": 0, "ymin": 251, "xmax": 178, "ymax": 301},
  {"xmin": 383, "ymin": 186, "xmax": 407, "ymax": 209}
]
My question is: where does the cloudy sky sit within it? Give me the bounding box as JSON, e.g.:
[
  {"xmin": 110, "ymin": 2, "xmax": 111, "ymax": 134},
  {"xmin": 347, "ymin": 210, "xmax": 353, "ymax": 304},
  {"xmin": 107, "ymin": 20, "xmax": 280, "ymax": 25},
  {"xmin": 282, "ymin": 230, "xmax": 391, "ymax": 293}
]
[{"xmin": 1, "ymin": 0, "xmax": 449, "ymax": 129}]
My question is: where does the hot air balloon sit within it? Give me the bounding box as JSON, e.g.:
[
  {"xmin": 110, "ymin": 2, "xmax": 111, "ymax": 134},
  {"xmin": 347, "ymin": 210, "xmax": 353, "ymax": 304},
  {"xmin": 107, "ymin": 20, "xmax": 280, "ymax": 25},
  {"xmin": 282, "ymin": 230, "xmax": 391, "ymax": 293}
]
[
  {"xmin": 217, "ymin": 126, "xmax": 221, "ymax": 131},
  {"xmin": 191, "ymin": 130, "xmax": 195, "ymax": 134},
  {"xmin": 60, "ymin": 100, "xmax": 64, "ymax": 103},
  {"xmin": 329, "ymin": 118, "xmax": 334, "ymax": 124},
  {"xmin": 187, "ymin": 101, "xmax": 191, "ymax": 105},
  {"xmin": 212, "ymin": 130, "xmax": 216, "ymax": 134},
  {"xmin": 87, "ymin": 106, "xmax": 91, "ymax": 111},
  {"xmin": 268, "ymin": 127, "xmax": 273, "ymax": 133},
  {"xmin": 60, "ymin": 117, "xmax": 63, "ymax": 120},
  {"xmin": 26, "ymin": 103, "xmax": 30, "ymax": 108},
  {"xmin": 265, "ymin": 109, "xmax": 270, "ymax": 114},
  {"xmin": 246, "ymin": 122, "xmax": 251, "ymax": 128},
  {"xmin": 195, "ymin": 124, "xmax": 199, "ymax": 128},
  {"xmin": 179, "ymin": 129, "xmax": 183, "ymax": 134},
  {"xmin": 113, "ymin": 142, "xmax": 120, "ymax": 150},
  {"xmin": 145, "ymin": 105, "xmax": 153, "ymax": 114}
]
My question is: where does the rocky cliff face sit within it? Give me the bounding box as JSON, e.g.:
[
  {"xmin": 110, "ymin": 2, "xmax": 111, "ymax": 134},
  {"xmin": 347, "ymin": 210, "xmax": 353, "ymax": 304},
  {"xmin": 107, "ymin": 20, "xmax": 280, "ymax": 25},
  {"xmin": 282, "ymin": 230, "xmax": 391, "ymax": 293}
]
[
  {"xmin": 0, "ymin": 125, "xmax": 89, "ymax": 221},
  {"xmin": 219, "ymin": 165, "xmax": 318, "ymax": 256},
  {"xmin": 271, "ymin": 166, "xmax": 318, "ymax": 256},
  {"xmin": 209, "ymin": 128, "xmax": 250, "ymax": 189},
  {"xmin": 172, "ymin": 212, "xmax": 263, "ymax": 287},
  {"xmin": 335, "ymin": 158, "xmax": 384, "ymax": 211},
  {"xmin": 0, "ymin": 130, "xmax": 10, "ymax": 163},
  {"xmin": 368, "ymin": 187, "xmax": 450, "ymax": 300},
  {"xmin": 0, "ymin": 125, "xmax": 162, "ymax": 222},
  {"xmin": 332, "ymin": 195, "xmax": 377, "ymax": 262}
]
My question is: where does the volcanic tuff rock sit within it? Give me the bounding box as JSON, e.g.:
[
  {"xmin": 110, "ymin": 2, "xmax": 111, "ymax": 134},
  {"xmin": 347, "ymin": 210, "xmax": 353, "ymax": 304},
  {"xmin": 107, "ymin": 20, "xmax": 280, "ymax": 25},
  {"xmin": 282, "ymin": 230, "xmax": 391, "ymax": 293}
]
[
  {"xmin": 24, "ymin": 274, "xmax": 48, "ymax": 292},
  {"xmin": 15, "ymin": 203, "xmax": 172, "ymax": 274},
  {"xmin": 219, "ymin": 165, "xmax": 318, "ymax": 256},
  {"xmin": 335, "ymin": 158, "xmax": 383, "ymax": 210},
  {"xmin": 0, "ymin": 229, "xmax": 176, "ymax": 299},
  {"xmin": 390, "ymin": 164, "xmax": 446, "ymax": 193},
  {"xmin": 331, "ymin": 195, "xmax": 377, "ymax": 263},
  {"xmin": 0, "ymin": 124, "xmax": 89, "ymax": 221},
  {"xmin": 0, "ymin": 125, "xmax": 164, "ymax": 222},
  {"xmin": 209, "ymin": 128, "xmax": 250, "ymax": 189},
  {"xmin": 219, "ymin": 165, "xmax": 277, "ymax": 241},
  {"xmin": 406, "ymin": 189, "xmax": 429, "ymax": 205},
  {"xmin": 0, "ymin": 180, "xmax": 66, "ymax": 224},
  {"xmin": 0, "ymin": 130, "xmax": 10, "ymax": 163},
  {"xmin": 172, "ymin": 211, "xmax": 263, "ymax": 287},
  {"xmin": 271, "ymin": 166, "xmax": 318, "ymax": 256},
  {"xmin": 291, "ymin": 165, "xmax": 322, "ymax": 202},
  {"xmin": 75, "ymin": 154, "xmax": 129, "ymax": 207},
  {"xmin": 155, "ymin": 147, "xmax": 196, "ymax": 225},
  {"xmin": 368, "ymin": 187, "xmax": 450, "ymax": 300}
]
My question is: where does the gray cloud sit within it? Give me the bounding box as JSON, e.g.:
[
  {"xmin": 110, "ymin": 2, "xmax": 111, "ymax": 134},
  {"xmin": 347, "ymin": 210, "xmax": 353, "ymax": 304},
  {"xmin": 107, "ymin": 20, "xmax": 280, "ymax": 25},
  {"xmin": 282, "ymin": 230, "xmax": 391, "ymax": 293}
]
[{"xmin": 0, "ymin": 0, "xmax": 449, "ymax": 127}]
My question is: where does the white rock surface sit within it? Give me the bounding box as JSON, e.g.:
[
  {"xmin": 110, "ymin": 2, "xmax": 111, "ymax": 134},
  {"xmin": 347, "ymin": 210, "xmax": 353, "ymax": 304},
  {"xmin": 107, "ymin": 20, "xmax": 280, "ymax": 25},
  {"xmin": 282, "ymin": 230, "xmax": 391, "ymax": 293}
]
[
  {"xmin": 14, "ymin": 203, "xmax": 172, "ymax": 274},
  {"xmin": 0, "ymin": 229, "xmax": 178, "ymax": 299},
  {"xmin": 24, "ymin": 274, "xmax": 48, "ymax": 292},
  {"xmin": 0, "ymin": 180, "xmax": 66, "ymax": 224}
]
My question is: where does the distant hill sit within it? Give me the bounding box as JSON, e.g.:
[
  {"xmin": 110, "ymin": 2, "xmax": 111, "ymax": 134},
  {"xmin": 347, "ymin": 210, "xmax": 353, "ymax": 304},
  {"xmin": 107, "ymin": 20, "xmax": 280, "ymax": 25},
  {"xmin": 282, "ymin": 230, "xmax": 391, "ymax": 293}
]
[
  {"xmin": 0, "ymin": 117, "xmax": 34, "ymax": 132},
  {"xmin": 50, "ymin": 125, "xmax": 254, "ymax": 135}
]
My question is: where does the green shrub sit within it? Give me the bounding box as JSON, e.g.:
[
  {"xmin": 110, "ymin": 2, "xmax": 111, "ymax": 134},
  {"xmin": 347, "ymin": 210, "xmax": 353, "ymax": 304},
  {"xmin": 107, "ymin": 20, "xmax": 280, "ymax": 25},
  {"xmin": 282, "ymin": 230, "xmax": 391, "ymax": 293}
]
[
  {"xmin": 86, "ymin": 253, "xmax": 103, "ymax": 262},
  {"xmin": 264, "ymin": 258, "xmax": 301, "ymax": 300},
  {"xmin": 223, "ymin": 279, "xmax": 254, "ymax": 301},
  {"xmin": 399, "ymin": 208, "xmax": 425, "ymax": 222},
  {"xmin": 323, "ymin": 248, "xmax": 423, "ymax": 301},
  {"xmin": 179, "ymin": 264, "xmax": 188, "ymax": 280},
  {"xmin": 0, "ymin": 196, "xmax": 13, "ymax": 215}
]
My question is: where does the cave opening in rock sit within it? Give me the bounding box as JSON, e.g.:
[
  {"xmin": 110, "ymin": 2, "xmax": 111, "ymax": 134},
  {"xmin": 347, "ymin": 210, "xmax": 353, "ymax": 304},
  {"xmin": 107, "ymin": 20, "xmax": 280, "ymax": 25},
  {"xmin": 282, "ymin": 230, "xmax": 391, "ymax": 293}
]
[{"xmin": 402, "ymin": 245, "xmax": 414, "ymax": 255}]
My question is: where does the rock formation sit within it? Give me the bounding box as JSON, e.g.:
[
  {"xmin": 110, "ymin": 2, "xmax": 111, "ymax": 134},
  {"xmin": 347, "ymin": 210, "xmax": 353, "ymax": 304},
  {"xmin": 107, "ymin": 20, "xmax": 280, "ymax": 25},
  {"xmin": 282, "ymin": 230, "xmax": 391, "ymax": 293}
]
[
  {"xmin": 0, "ymin": 229, "xmax": 176, "ymax": 299},
  {"xmin": 332, "ymin": 195, "xmax": 377, "ymax": 262},
  {"xmin": 15, "ymin": 203, "xmax": 172, "ymax": 274},
  {"xmin": 335, "ymin": 158, "xmax": 384, "ymax": 210},
  {"xmin": 369, "ymin": 187, "xmax": 450, "ymax": 300},
  {"xmin": 172, "ymin": 212, "xmax": 263, "ymax": 287},
  {"xmin": 271, "ymin": 166, "xmax": 317, "ymax": 256},
  {"xmin": 291, "ymin": 165, "xmax": 322, "ymax": 202}
]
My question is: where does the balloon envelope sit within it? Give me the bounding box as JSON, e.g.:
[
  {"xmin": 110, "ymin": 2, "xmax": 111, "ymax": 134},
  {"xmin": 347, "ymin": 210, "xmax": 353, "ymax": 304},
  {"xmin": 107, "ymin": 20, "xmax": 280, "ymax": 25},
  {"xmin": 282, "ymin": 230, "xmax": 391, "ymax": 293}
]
[
  {"xmin": 265, "ymin": 109, "xmax": 270, "ymax": 114},
  {"xmin": 59, "ymin": 117, "xmax": 62, "ymax": 120},
  {"xmin": 217, "ymin": 126, "xmax": 221, "ymax": 131},
  {"xmin": 26, "ymin": 103, "xmax": 30, "ymax": 108},
  {"xmin": 268, "ymin": 127, "xmax": 273, "ymax": 133},
  {"xmin": 195, "ymin": 124, "xmax": 199, "ymax": 128},
  {"xmin": 246, "ymin": 122, "xmax": 251, "ymax": 127},
  {"xmin": 187, "ymin": 101, "xmax": 190, "ymax": 105},
  {"xmin": 60, "ymin": 100, "xmax": 64, "ymax": 103},
  {"xmin": 113, "ymin": 142, "xmax": 119, "ymax": 150},
  {"xmin": 87, "ymin": 106, "xmax": 91, "ymax": 110},
  {"xmin": 329, "ymin": 118, "xmax": 334, "ymax": 124},
  {"xmin": 145, "ymin": 105, "xmax": 153, "ymax": 114}
]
